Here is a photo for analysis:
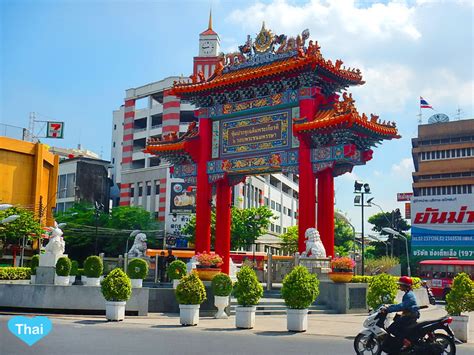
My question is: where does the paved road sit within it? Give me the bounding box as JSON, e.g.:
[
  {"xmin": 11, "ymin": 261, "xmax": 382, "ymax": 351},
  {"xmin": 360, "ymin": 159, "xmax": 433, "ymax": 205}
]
[{"xmin": 1, "ymin": 315, "xmax": 473, "ymax": 355}]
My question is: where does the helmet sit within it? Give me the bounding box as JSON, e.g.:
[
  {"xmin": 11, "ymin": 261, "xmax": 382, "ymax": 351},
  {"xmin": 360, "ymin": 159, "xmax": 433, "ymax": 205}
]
[{"xmin": 398, "ymin": 276, "xmax": 413, "ymax": 286}]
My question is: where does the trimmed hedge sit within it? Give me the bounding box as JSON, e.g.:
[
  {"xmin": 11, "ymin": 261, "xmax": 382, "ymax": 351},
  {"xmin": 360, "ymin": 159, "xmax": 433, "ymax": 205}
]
[
  {"xmin": 175, "ymin": 272, "xmax": 206, "ymax": 305},
  {"xmin": 127, "ymin": 258, "xmax": 149, "ymax": 280},
  {"xmin": 84, "ymin": 256, "xmax": 103, "ymax": 278},
  {"xmin": 101, "ymin": 268, "xmax": 132, "ymax": 302},
  {"xmin": 0, "ymin": 267, "xmax": 31, "ymax": 280},
  {"xmin": 233, "ymin": 266, "xmax": 263, "ymax": 307},
  {"xmin": 30, "ymin": 255, "xmax": 40, "ymax": 275},
  {"xmin": 211, "ymin": 273, "xmax": 233, "ymax": 297},
  {"xmin": 167, "ymin": 260, "xmax": 187, "ymax": 280},
  {"xmin": 282, "ymin": 265, "xmax": 319, "ymax": 309},
  {"xmin": 352, "ymin": 275, "xmax": 421, "ymax": 289}
]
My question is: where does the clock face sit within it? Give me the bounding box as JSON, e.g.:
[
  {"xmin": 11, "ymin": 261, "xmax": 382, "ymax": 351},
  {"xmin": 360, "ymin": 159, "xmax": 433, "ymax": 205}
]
[{"xmin": 201, "ymin": 40, "xmax": 215, "ymax": 55}]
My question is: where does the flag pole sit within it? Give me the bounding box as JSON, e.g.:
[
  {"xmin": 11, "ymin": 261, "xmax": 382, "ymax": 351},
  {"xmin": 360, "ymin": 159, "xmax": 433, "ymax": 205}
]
[{"xmin": 417, "ymin": 97, "xmax": 422, "ymax": 124}]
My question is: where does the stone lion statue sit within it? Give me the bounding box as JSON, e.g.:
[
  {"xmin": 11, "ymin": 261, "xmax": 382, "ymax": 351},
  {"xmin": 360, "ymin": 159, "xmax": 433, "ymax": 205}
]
[
  {"xmin": 300, "ymin": 228, "xmax": 326, "ymax": 258},
  {"xmin": 128, "ymin": 231, "xmax": 147, "ymax": 258},
  {"xmin": 44, "ymin": 221, "xmax": 66, "ymax": 256}
]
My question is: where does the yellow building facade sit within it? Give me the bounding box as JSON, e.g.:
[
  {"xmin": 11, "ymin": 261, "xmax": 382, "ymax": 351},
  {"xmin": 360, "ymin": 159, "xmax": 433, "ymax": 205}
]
[{"xmin": 0, "ymin": 136, "xmax": 59, "ymax": 226}]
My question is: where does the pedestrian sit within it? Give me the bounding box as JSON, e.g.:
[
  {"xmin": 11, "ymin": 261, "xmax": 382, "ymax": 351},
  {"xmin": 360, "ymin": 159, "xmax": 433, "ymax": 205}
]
[
  {"xmin": 157, "ymin": 251, "xmax": 166, "ymax": 283},
  {"xmin": 165, "ymin": 249, "xmax": 176, "ymax": 282}
]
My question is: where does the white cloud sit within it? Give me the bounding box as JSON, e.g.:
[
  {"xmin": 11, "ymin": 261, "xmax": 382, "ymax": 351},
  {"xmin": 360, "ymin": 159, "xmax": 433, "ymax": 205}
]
[{"xmin": 391, "ymin": 158, "xmax": 414, "ymax": 180}]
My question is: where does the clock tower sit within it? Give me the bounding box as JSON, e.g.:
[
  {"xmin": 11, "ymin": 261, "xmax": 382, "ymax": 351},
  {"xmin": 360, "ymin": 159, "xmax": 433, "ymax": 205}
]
[{"xmin": 194, "ymin": 11, "xmax": 221, "ymax": 80}]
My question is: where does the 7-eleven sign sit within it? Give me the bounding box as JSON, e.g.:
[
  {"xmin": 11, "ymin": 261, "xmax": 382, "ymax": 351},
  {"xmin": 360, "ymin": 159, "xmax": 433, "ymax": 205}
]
[{"xmin": 46, "ymin": 121, "xmax": 64, "ymax": 138}]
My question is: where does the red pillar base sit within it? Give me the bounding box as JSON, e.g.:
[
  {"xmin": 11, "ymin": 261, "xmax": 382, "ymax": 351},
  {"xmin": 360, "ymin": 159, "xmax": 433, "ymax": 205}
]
[
  {"xmin": 298, "ymin": 139, "xmax": 316, "ymax": 253},
  {"xmin": 214, "ymin": 178, "xmax": 232, "ymax": 274}
]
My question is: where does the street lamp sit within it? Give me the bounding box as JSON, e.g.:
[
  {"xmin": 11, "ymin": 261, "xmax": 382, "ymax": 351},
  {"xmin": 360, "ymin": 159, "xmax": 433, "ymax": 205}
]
[
  {"xmin": 382, "ymin": 227, "xmax": 411, "ymax": 277},
  {"xmin": 94, "ymin": 201, "xmax": 104, "ymax": 255},
  {"xmin": 354, "ymin": 181, "xmax": 371, "ymax": 276}
]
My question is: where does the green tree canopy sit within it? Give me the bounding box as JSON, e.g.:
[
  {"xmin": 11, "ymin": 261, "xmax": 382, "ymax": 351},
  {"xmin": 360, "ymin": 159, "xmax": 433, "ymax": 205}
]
[
  {"xmin": 0, "ymin": 207, "xmax": 43, "ymax": 245},
  {"xmin": 278, "ymin": 225, "xmax": 298, "ymax": 255},
  {"xmin": 334, "ymin": 212, "xmax": 355, "ymax": 256}
]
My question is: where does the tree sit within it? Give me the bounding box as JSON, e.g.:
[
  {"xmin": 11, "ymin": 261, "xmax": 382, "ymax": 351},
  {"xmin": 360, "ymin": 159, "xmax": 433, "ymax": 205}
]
[
  {"xmin": 181, "ymin": 205, "xmax": 274, "ymax": 250},
  {"xmin": 0, "ymin": 207, "xmax": 43, "ymax": 245},
  {"xmin": 334, "ymin": 214, "xmax": 355, "ymax": 256},
  {"xmin": 278, "ymin": 226, "xmax": 298, "ymax": 255}
]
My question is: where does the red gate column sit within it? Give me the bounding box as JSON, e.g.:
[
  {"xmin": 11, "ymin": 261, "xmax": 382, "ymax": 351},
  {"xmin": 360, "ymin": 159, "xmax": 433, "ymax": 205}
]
[
  {"xmin": 297, "ymin": 96, "xmax": 317, "ymax": 253},
  {"xmin": 195, "ymin": 117, "xmax": 212, "ymax": 253},
  {"xmin": 214, "ymin": 177, "xmax": 232, "ymax": 274},
  {"xmin": 317, "ymin": 168, "xmax": 335, "ymax": 258}
]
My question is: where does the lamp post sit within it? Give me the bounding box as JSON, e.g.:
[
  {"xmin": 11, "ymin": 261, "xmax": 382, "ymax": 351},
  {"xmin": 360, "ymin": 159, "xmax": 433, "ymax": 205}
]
[
  {"xmin": 94, "ymin": 201, "xmax": 104, "ymax": 255},
  {"xmin": 366, "ymin": 198, "xmax": 396, "ymax": 256},
  {"xmin": 382, "ymin": 227, "xmax": 411, "ymax": 277},
  {"xmin": 354, "ymin": 181, "xmax": 371, "ymax": 276}
]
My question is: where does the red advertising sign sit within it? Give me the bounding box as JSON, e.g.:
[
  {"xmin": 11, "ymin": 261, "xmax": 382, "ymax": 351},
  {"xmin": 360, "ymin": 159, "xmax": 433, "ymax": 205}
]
[
  {"xmin": 397, "ymin": 192, "xmax": 413, "ymax": 202},
  {"xmin": 405, "ymin": 202, "xmax": 411, "ymax": 219}
]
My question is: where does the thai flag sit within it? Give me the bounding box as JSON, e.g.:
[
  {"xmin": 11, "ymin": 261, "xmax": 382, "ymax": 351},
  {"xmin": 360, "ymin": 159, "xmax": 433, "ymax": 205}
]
[{"xmin": 420, "ymin": 97, "xmax": 433, "ymax": 109}]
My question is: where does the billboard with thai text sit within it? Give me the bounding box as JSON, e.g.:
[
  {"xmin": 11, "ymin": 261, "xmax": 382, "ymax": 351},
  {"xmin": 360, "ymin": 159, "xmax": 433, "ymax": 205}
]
[{"xmin": 411, "ymin": 194, "xmax": 474, "ymax": 259}]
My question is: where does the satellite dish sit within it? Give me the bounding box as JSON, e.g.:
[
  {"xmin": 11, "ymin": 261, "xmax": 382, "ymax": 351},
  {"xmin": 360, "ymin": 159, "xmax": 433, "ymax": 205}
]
[{"xmin": 428, "ymin": 113, "xmax": 449, "ymax": 124}]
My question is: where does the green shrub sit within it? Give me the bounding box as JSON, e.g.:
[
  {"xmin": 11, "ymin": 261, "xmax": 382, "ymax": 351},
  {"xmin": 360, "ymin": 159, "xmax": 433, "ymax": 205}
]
[
  {"xmin": 365, "ymin": 256, "xmax": 400, "ymax": 275},
  {"xmin": 233, "ymin": 266, "xmax": 263, "ymax": 307},
  {"xmin": 101, "ymin": 268, "xmax": 132, "ymax": 302},
  {"xmin": 30, "ymin": 255, "xmax": 40, "ymax": 275},
  {"xmin": 84, "ymin": 256, "xmax": 103, "ymax": 278},
  {"xmin": 446, "ymin": 273, "xmax": 474, "ymax": 316},
  {"xmin": 352, "ymin": 275, "xmax": 373, "ymax": 284},
  {"xmin": 175, "ymin": 272, "xmax": 206, "ymax": 305},
  {"xmin": 0, "ymin": 267, "xmax": 31, "ymax": 280},
  {"xmin": 167, "ymin": 260, "xmax": 187, "ymax": 280},
  {"xmin": 127, "ymin": 258, "xmax": 149, "ymax": 280},
  {"xmin": 281, "ymin": 266, "xmax": 320, "ymax": 309},
  {"xmin": 352, "ymin": 275, "xmax": 421, "ymax": 290},
  {"xmin": 70, "ymin": 261, "xmax": 79, "ymax": 276},
  {"xmin": 211, "ymin": 273, "xmax": 233, "ymax": 297},
  {"xmin": 367, "ymin": 273, "xmax": 398, "ymax": 309},
  {"xmin": 55, "ymin": 257, "xmax": 72, "ymax": 276}
]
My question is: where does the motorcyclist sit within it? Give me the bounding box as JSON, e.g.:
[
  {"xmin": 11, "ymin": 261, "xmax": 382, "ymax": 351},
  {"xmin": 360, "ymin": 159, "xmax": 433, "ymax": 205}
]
[{"xmin": 381, "ymin": 276, "xmax": 420, "ymax": 353}]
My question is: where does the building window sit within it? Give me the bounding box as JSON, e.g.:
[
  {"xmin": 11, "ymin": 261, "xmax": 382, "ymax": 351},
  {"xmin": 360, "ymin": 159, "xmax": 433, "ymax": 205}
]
[
  {"xmin": 113, "ymin": 142, "xmax": 116, "ymax": 147},
  {"xmin": 287, "ymin": 209, "xmax": 292, "ymax": 217},
  {"xmin": 271, "ymin": 200, "xmax": 275, "ymax": 209},
  {"xmin": 130, "ymin": 186, "xmax": 135, "ymax": 197},
  {"xmin": 112, "ymin": 158, "xmax": 115, "ymax": 164},
  {"xmin": 276, "ymin": 225, "xmax": 281, "ymax": 234},
  {"xmin": 138, "ymin": 185, "xmax": 143, "ymax": 197},
  {"xmin": 114, "ymin": 124, "xmax": 117, "ymax": 130},
  {"xmin": 58, "ymin": 173, "xmax": 76, "ymax": 198},
  {"xmin": 146, "ymin": 183, "xmax": 151, "ymax": 196},
  {"xmin": 264, "ymin": 197, "xmax": 269, "ymax": 206},
  {"xmin": 155, "ymin": 182, "xmax": 160, "ymax": 195},
  {"xmin": 270, "ymin": 223, "xmax": 275, "ymax": 232},
  {"xmin": 283, "ymin": 206, "xmax": 287, "ymax": 215}
]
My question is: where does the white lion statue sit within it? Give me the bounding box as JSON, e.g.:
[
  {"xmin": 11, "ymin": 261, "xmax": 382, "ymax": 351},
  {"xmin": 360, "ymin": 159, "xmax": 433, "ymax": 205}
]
[
  {"xmin": 300, "ymin": 228, "xmax": 326, "ymax": 258},
  {"xmin": 128, "ymin": 231, "xmax": 148, "ymax": 258},
  {"xmin": 44, "ymin": 221, "xmax": 66, "ymax": 256}
]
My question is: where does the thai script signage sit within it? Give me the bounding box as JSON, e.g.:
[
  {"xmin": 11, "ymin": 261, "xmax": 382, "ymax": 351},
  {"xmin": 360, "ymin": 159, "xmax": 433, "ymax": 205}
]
[
  {"xmin": 220, "ymin": 110, "xmax": 290, "ymax": 157},
  {"xmin": 397, "ymin": 192, "xmax": 413, "ymax": 202},
  {"xmin": 411, "ymin": 194, "xmax": 474, "ymax": 259}
]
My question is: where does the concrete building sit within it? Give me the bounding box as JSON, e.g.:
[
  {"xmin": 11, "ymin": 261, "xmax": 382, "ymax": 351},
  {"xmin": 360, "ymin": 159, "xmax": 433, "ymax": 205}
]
[
  {"xmin": 111, "ymin": 16, "xmax": 301, "ymax": 251},
  {"xmin": 55, "ymin": 157, "xmax": 112, "ymax": 213},
  {"xmin": 0, "ymin": 136, "xmax": 59, "ymax": 226},
  {"xmin": 412, "ymin": 118, "xmax": 474, "ymax": 196}
]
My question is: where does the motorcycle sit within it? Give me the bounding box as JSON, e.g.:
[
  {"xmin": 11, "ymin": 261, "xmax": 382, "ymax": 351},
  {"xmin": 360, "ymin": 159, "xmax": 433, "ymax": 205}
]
[
  {"xmin": 354, "ymin": 305, "xmax": 456, "ymax": 354},
  {"xmin": 422, "ymin": 282, "xmax": 437, "ymax": 306}
]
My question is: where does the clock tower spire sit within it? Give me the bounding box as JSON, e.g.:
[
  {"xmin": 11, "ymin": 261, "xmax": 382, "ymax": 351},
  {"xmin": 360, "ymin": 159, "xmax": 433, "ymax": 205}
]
[{"xmin": 194, "ymin": 10, "xmax": 221, "ymax": 80}]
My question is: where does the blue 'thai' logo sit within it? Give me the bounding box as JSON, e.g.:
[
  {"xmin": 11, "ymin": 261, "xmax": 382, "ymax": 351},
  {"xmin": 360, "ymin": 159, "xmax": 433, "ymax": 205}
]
[{"xmin": 8, "ymin": 316, "xmax": 52, "ymax": 346}]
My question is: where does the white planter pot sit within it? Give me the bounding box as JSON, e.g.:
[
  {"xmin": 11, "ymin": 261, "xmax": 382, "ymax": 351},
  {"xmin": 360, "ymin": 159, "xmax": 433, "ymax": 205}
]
[
  {"xmin": 69, "ymin": 275, "xmax": 76, "ymax": 285},
  {"xmin": 105, "ymin": 301, "xmax": 126, "ymax": 321},
  {"xmin": 30, "ymin": 275, "xmax": 35, "ymax": 284},
  {"xmin": 235, "ymin": 306, "xmax": 256, "ymax": 329},
  {"xmin": 287, "ymin": 308, "xmax": 308, "ymax": 332},
  {"xmin": 179, "ymin": 304, "xmax": 200, "ymax": 326},
  {"xmin": 86, "ymin": 277, "xmax": 101, "ymax": 286},
  {"xmin": 54, "ymin": 275, "xmax": 70, "ymax": 286},
  {"xmin": 451, "ymin": 315, "xmax": 470, "ymax": 343},
  {"xmin": 130, "ymin": 279, "xmax": 143, "ymax": 288},
  {"xmin": 172, "ymin": 279, "xmax": 180, "ymax": 289},
  {"xmin": 214, "ymin": 295, "xmax": 229, "ymax": 319}
]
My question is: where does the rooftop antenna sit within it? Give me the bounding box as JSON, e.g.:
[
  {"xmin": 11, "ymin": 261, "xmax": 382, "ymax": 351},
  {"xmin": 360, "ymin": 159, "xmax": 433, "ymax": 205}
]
[{"xmin": 454, "ymin": 107, "xmax": 463, "ymax": 120}]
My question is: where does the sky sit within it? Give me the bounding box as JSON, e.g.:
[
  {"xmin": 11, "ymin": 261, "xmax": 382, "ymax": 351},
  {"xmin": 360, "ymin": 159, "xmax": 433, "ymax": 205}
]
[{"xmin": 1, "ymin": 0, "xmax": 473, "ymax": 233}]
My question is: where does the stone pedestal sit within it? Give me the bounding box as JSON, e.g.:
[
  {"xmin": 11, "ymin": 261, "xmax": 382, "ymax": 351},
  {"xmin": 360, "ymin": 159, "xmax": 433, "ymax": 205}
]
[
  {"xmin": 39, "ymin": 253, "xmax": 67, "ymax": 267},
  {"xmin": 35, "ymin": 266, "xmax": 56, "ymax": 285}
]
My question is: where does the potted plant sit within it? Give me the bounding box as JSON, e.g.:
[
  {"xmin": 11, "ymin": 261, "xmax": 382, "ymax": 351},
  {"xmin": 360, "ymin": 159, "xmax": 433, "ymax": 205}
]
[
  {"xmin": 69, "ymin": 260, "xmax": 78, "ymax": 285},
  {"xmin": 167, "ymin": 260, "xmax": 187, "ymax": 289},
  {"xmin": 233, "ymin": 266, "xmax": 263, "ymax": 329},
  {"xmin": 30, "ymin": 254, "xmax": 39, "ymax": 284},
  {"xmin": 195, "ymin": 252, "xmax": 223, "ymax": 281},
  {"xmin": 101, "ymin": 268, "xmax": 132, "ymax": 321},
  {"xmin": 55, "ymin": 257, "xmax": 72, "ymax": 286},
  {"xmin": 281, "ymin": 266, "xmax": 319, "ymax": 332},
  {"xmin": 211, "ymin": 273, "xmax": 233, "ymax": 319},
  {"xmin": 328, "ymin": 257, "xmax": 355, "ymax": 283},
  {"xmin": 84, "ymin": 255, "xmax": 103, "ymax": 286},
  {"xmin": 127, "ymin": 258, "xmax": 149, "ymax": 288},
  {"xmin": 175, "ymin": 271, "xmax": 206, "ymax": 326},
  {"xmin": 445, "ymin": 272, "xmax": 474, "ymax": 342}
]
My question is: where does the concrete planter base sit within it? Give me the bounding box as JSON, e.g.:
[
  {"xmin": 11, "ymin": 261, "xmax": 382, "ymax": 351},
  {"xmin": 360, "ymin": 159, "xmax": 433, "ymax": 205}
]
[
  {"xmin": 235, "ymin": 306, "xmax": 256, "ymax": 329},
  {"xmin": 451, "ymin": 315, "xmax": 469, "ymax": 343},
  {"xmin": 105, "ymin": 301, "xmax": 126, "ymax": 321},
  {"xmin": 85, "ymin": 277, "xmax": 100, "ymax": 287},
  {"xmin": 30, "ymin": 275, "xmax": 35, "ymax": 284},
  {"xmin": 179, "ymin": 304, "xmax": 200, "ymax": 326},
  {"xmin": 54, "ymin": 275, "xmax": 70, "ymax": 286},
  {"xmin": 69, "ymin": 276, "xmax": 76, "ymax": 285},
  {"xmin": 130, "ymin": 279, "xmax": 143, "ymax": 288},
  {"xmin": 287, "ymin": 309, "xmax": 308, "ymax": 332},
  {"xmin": 214, "ymin": 296, "xmax": 229, "ymax": 319}
]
